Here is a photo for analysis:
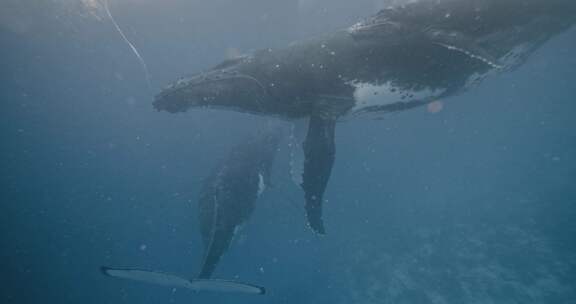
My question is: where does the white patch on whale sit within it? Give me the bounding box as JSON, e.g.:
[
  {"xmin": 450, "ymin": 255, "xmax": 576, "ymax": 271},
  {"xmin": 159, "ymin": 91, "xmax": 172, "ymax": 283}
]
[
  {"xmin": 257, "ymin": 173, "xmax": 266, "ymax": 197},
  {"xmin": 349, "ymin": 81, "xmax": 446, "ymax": 112},
  {"xmin": 436, "ymin": 43, "xmax": 503, "ymax": 69}
]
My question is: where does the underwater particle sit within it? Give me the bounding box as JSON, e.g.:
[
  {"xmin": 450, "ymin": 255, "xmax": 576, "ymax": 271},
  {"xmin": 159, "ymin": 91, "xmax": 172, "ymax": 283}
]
[
  {"xmin": 427, "ymin": 100, "xmax": 444, "ymax": 113},
  {"xmin": 126, "ymin": 96, "xmax": 136, "ymax": 105},
  {"xmin": 114, "ymin": 71, "xmax": 124, "ymax": 81},
  {"xmin": 139, "ymin": 244, "xmax": 147, "ymax": 251}
]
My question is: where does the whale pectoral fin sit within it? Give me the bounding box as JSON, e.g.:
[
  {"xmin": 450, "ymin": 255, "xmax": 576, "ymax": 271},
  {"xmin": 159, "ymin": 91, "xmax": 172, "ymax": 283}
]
[
  {"xmin": 301, "ymin": 115, "xmax": 336, "ymax": 235},
  {"xmin": 288, "ymin": 119, "xmax": 308, "ymax": 186}
]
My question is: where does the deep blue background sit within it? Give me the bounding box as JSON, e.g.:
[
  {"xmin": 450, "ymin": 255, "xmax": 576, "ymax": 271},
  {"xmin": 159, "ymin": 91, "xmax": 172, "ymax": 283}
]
[{"xmin": 1, "ymin": 0, "xmax": 575, "ymax": 303}]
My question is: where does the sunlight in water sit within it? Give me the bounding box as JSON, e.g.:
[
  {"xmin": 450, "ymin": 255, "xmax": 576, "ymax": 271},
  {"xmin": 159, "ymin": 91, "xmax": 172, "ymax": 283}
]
[
  {"xmin": 71, "ymin": 0, "xmax": 153, "ymax": 87},
  {"xmin": 81, "ymin": 0, "xmax": 102, "ymax": 11},
  {"xmin": 81, "ymin": 0, "xmax": 105, "ymax": 20},
  {"xmin": 78, "ymin": 0, "xmax": 148, "ymax": 20}
]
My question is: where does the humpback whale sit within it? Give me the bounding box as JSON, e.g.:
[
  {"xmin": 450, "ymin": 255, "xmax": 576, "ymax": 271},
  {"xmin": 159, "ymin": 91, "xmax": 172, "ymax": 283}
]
[
  {"xmin": 197, "ymin": 127, "xmax": 283, "ymax": 278},
  {"xmin": 101, "ymin": 129, "xmax": 283, "ymax": 294},
  {"xmin": 154, "ymin": 0, "xmax": 576, "ymax": 234}
]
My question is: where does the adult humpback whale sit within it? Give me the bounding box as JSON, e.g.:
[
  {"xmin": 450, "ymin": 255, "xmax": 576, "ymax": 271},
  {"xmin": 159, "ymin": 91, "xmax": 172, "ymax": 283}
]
[
  {"xmin": 101, "ymin": 129, "xmax": 283, "ymax": 294},
  {"xmin": 154, "ymin": 0, "xmax": 576, "ymax": 234}
]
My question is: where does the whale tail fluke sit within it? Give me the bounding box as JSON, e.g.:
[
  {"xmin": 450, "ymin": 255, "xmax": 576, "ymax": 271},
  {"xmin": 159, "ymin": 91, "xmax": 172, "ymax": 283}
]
[{"xmin": 100, "ymin": 266, "xmax": 265, "ymax": 295}]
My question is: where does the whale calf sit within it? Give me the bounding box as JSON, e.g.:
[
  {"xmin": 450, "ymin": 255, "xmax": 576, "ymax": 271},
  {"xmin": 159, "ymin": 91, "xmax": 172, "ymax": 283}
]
[
  {"xmin": 154, "ymin": 0, "xmax": 576, "ymax": 234},
  {"xmin": 101, "ymin": 128, "xmax": 283, "ymax": 294},
  {"xmin": 197, "ymin": 127, "xmax": 284, "ymax": 278}
]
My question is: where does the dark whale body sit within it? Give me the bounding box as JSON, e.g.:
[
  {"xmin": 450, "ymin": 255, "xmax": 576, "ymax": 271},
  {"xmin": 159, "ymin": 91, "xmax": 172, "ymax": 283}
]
[
  {"xmin": 197, "ymin": 128, "xmax": 283, "ymax": 278},
  {"xmin": 155, "ymin": 0, "xmax": 576, "ymax": 234}
]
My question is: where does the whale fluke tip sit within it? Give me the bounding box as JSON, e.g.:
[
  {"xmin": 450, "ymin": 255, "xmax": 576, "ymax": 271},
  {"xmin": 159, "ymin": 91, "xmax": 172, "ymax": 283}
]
[{"xmin": 100, "ymin": 266, "xmax": 111, "ymax": 276}]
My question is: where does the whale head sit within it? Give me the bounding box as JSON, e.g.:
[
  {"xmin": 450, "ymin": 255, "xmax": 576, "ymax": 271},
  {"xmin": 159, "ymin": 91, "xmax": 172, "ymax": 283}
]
[{"xmin": 154, "ymin": 59, "xmax": 268, "ymax": 114}]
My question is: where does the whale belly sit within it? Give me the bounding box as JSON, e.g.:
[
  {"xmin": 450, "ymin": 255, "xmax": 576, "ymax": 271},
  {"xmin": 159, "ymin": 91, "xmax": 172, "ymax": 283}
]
[{"xmin": 348, "ymin": 81, "xmax": 447, "ymax": 114}]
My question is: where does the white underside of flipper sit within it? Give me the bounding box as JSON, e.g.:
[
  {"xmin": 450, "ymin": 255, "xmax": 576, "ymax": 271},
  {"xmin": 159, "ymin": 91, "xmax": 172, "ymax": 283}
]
[{"xmin": 101, "ymin": 267, "xmax": 265, "ymax": 295}]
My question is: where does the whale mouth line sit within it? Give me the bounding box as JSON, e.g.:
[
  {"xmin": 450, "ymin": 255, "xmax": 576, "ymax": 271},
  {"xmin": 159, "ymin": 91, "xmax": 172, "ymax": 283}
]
[
  {"xmin": 159, "ymin": 73, "xmax": 269, "ymax": 99},
  {"xmin": 157, "ymin": 74, "xmax": 268, "ymax": 98},
  {"xmin": 349, "ymin": 20, "xmax": 400, "ymax": 32},
  {"xmin": 154, "ymin": 72, "xmax": 270, "ymax": 113}
]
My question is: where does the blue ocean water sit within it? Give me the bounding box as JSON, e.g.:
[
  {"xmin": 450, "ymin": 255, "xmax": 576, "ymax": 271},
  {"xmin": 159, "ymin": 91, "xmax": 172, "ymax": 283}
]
[{"xmin": 1, "ymin": 1, "xmax": 575, "ymax": 303}]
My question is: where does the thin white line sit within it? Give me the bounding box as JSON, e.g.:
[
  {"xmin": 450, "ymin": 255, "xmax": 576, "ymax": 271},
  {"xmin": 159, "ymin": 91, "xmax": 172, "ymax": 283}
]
[
  {"xmin": 436, "ymin": 43, "xmax": 503, "ymax": 69},
  {"xmin": 103, "ymin": 0, "xmax": 152, "ymax": 88}
]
